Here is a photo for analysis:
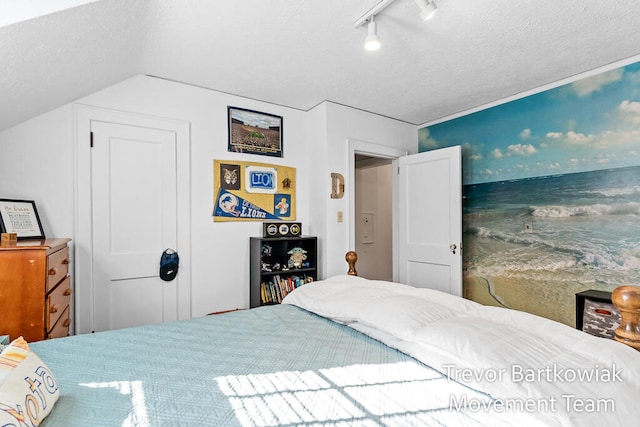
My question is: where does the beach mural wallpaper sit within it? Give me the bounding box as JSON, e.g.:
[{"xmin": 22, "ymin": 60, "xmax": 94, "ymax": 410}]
[{"xmin": 419, "ymin": 61, "xmax": 640, "ymax": 327}]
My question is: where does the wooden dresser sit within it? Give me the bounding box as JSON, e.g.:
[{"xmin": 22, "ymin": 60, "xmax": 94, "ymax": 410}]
[{"xmin": 0, "ymin": 238, "xmax": 72, "ymax": 342}]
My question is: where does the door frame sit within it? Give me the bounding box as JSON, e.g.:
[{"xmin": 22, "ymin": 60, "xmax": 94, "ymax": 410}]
[
  {"xmin": 75, "ymin": 105, "xmax": 191, "ymax": 334},
  {"xmin": 347, "ymin": 138, "xmax": 407, "ymax": 282}
]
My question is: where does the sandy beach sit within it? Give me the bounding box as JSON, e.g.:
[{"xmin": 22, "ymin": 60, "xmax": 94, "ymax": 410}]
[{"xmin": 464, "ymin": 275, "xmax": 616, "ymax": 327}]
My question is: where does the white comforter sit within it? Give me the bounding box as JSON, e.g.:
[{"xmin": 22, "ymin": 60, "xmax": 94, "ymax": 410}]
[{"xmin": 283, "ymin": 275, "xmax": 640, "ymax": 427}]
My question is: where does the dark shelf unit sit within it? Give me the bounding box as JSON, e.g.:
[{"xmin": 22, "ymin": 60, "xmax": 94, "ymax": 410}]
[
  {"xmin": 250, "ymin": 236, "xmax": 318, "ymax": 308},
  {"xmin": 575, "ymin": 290, "xmax": 613, "ymax": 331}
]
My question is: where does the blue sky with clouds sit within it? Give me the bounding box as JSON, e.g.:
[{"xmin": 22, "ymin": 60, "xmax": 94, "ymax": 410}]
[{"xmin": 419, "ymin": 61, "xmax": 640, "ymax": 185}]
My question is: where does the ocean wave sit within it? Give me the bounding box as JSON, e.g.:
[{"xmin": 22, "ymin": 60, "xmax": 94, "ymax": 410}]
[
  {"xmin": 585, "ymin": 186, "xmax": 640, "ymax": 198},
  {"xmin": 466, "ymin": 226, "xmax": 640, "ymax": 272},
  {"xmin": 466, "ymin": 226, "xmax": 557, "ymax": 247},
  {"xmin": 530, "ymin": 202, "xmax": 640, "ymax": 218},
  {"xmin": 468, "ymin": 248, "xmax": 640, "ymax": 277},
  {"xmin": 472, "ymin": 226, "xmax": 492, "ymax": 238},
  {"xmin": 469, "ymin": 256, "xmax": 577, "ymax": 274},
  {"xmin": 464, "ymin": 206, "xmax": 532, "ymax": 219}
]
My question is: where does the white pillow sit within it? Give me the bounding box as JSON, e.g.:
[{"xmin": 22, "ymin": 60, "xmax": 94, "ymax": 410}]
[{"xmin": 0, "ymin": 337, "xmax": 60, "ymax": 425}]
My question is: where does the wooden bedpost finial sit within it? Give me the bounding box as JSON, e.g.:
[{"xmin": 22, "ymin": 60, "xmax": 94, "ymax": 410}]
[
  {"xmin": 345, "ymin": 251, "xmax": 358, "ymax": 276},
  {"xmin": 612, "ymin": 285, "xmax": 640, "ymax": 351}
]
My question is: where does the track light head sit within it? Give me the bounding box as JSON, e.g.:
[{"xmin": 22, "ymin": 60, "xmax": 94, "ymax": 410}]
[
  {"xmin": 414, "ymin": 0, "xmax": 437, "ymax": 21},
  {"xmin": 364, "ymin": 16, "xmax": 381, "ymax": 51},
  {"xmin": 355, "ymin": 0, "xmax": 439, "ymax": 51}
]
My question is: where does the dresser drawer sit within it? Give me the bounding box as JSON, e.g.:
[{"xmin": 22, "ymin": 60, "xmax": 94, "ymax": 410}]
[
  {"xmin": 0, "ymin": 238, "xmax": 71, "ymax": 342},
  {"xmin": 46, "ymin": 246, "xmax": 70, "ymax": 293},
  {"xmin": 582, "ymin": 299, "xmax": 621, "ymax": 339},
  {"xmin": 46, "ymin": 276, "xmax": 72, "ymax": 332},
  {"xmin": 47, "ymin": 305, "xmax": 71, "ymax": 339}
]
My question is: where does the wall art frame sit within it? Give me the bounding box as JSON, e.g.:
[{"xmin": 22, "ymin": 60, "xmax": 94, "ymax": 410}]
[
  {"xmin": 0, "ymin": 198, "xmax": 45, "ymax": 239},
  {"xmin": 228, "ymin": 106, "xmax": 283, "ymax": 157}
]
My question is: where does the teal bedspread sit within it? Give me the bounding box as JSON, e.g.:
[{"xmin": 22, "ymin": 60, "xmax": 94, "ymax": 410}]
[{"xmin": 31, "ymin": 304, "xmax": 494, "ymax": 426}]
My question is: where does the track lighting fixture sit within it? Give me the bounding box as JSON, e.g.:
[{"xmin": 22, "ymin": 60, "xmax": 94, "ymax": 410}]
[
  {"xmin": 354, "ymin": 0, "xmax": 438, "ymax": 51},
  {"xmin": 364, "ymin": 16, "xmax": 381, "ymax": 51},
  {"xmin": 414, "ymin": 0, "xmax": 437, "ymax": 21}
]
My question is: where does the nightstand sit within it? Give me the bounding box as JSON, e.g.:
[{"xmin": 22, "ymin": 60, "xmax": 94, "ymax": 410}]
[{"xmin": 575, "ymin": 290, "xmax": 620, "ymax": 339}]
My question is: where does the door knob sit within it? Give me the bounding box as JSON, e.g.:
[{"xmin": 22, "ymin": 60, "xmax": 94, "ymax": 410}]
[{"xmin": 450, "ymin": 243, "xmax": 457, "ymax": 254}]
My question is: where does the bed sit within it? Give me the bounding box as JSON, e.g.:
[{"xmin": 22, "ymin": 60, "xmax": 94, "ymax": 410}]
[{"xmin": 2, "ymin": 252, "xmax": 639, "ymax": 426}]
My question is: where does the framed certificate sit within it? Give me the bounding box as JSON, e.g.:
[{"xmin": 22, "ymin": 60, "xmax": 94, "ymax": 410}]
[{"xmin": 0, "ymin": 199, "xmax": 45, "ymax": 239}]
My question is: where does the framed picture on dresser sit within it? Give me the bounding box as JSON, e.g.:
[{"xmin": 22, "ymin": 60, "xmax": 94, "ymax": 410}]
[{"xmin": 0, "ymin": 198, "xmax": 45, "ymax": 239}]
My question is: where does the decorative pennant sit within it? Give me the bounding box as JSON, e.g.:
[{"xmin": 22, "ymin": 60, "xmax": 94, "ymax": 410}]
[{"xmin": 214, "ymin": 189, "xmax": 283, "ymax": 220}]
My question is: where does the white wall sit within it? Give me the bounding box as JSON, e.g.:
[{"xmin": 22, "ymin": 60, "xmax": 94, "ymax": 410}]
[
  {"xmin": 0, "ymin": 105, "xmax": 75, "ymax": 240},
  {"xmin": 322, "ymin": 102, "xmax": 416, "ymax": 277},
  {"xmin": 306, "ymin": 102, "xmax": 329, "ymax": 278},
  {"xmin": 0, "ymin": 76, "xmax": 417, "ymax": 325},
  {"xmin": 80, "ymin": 76, "xmax": 315, "ymax": 317}
]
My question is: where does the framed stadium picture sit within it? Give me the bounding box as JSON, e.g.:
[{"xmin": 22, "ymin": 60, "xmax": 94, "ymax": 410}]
[{"xmin": 228, "ymin": 106, "xmax": 283, "ymax": 157}]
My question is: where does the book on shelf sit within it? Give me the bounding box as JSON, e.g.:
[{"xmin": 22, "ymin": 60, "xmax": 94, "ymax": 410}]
[{"xmin": 259, "ymin": 274, "xmax": 314, "ymax": 304}]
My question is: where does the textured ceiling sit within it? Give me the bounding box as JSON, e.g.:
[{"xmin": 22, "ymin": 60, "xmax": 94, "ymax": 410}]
[{"xmin": 1, "ymin": 0, "xmax": 640, "ymax": 132}]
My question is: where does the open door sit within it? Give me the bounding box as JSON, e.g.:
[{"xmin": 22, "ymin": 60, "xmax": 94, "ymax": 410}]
[{"xmin": 397, "ymin": 145, "xmax": 462, "ymax": 296}]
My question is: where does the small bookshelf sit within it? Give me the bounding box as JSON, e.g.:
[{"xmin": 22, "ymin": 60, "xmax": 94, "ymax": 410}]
[{"xmin": 250, "ymin": 236, "xmax": 317, "ymax": 308}]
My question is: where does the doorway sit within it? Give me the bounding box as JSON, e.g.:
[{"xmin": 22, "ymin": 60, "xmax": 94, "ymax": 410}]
[
  {"xmin": 348, "ymin": 139, "xmax": 462, "ymax": 295},
  {"xmin": 348, "ymin": 139, "xmax": 407, "ymax": 282},
  {"xmin": 354, "ymin": 154, "xmax": 393, "ymax": 280}
]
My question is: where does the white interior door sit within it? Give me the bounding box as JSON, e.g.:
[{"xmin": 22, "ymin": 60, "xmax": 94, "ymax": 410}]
[
  {"xmin": 397, "ymin": 145, "xmax": 462, "ymax": 296},
  {"xmin": 91, "ymin": 120, "xmax": 179, "ymax": 331}
]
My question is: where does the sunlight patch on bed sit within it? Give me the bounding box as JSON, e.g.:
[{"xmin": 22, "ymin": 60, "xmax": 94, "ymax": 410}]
[
  {"xmin": 321, "ymin": 361, "xmax": 480, "ymax": 416},
  {"xmin": 319, "ymin": 360, "xmax": 441, "ymax": 386},
  {"xmin": 80, "ymin": 380, "xmax": 149, "ymax": 427},
  {"xmin": 216, "ymin": 370, "xmax": 330, "ymax": 396},
  {"xmin": 215, "ymin": 361, "xmax": 485, "ymax": 426},
  {"xmin": 216, "ymin": 370, "xmax": 365, "ymax": 425}
]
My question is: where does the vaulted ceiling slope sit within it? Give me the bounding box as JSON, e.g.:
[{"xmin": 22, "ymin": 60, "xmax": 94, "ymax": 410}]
[{"xmin": 1, "ymin": 0, "xmax": 640, "ymax": 132}]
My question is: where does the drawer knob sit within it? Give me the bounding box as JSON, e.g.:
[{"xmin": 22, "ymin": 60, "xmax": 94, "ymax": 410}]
[
  {"xmin": 63, "ymin": 288, "xmax": 72, "ymax": 296},
  {"xmin": 48, "ymin": 268, "xmax": 57, "ymax": 275},
  {"xmin": 50, "ymin": 305, "xmax": 58, "ymax": 314},
  {"xmin": 62, "ymin": 259, "xmax": 70, "ymax": 265},
  {"xmin": 62, "ymin": 319, "xmax": 71, "ymax": 327}
]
